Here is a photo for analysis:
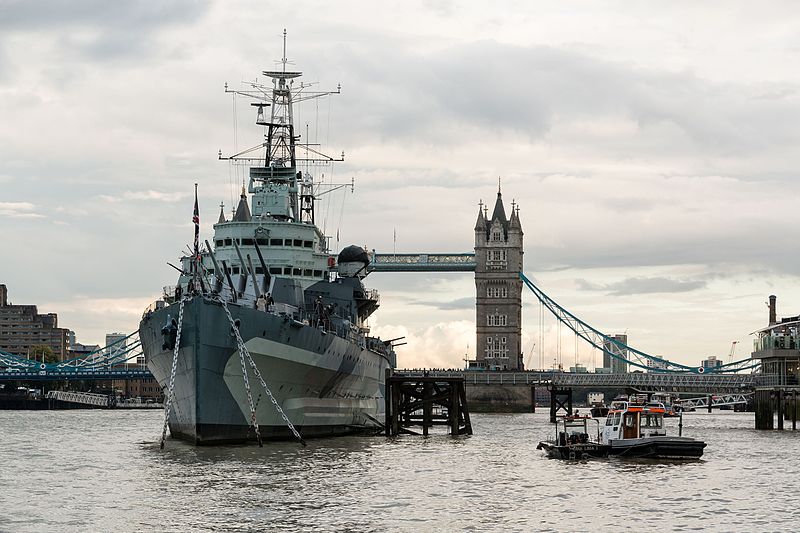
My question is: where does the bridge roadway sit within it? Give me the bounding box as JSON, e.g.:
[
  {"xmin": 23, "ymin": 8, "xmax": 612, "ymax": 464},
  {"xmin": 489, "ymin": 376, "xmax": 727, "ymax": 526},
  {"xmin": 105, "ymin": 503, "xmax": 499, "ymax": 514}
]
[
  {"xmin": 370, "ymin": 253, "xmax": 476, "ymax": 272},
  {"xmin": 0, "ymin": 369, "xmax": 153, "ymax": 381},
  {"xmin": 394, "ymin": 370, "xmax": 778, "ymax": 394}
]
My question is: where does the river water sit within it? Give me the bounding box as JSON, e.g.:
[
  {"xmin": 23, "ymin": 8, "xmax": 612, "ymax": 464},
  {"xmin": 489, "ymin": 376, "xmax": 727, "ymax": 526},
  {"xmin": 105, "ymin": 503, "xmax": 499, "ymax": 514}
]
[{"xmin": 0, "ymin": 410, "xmax": 798, "ymax": 532}]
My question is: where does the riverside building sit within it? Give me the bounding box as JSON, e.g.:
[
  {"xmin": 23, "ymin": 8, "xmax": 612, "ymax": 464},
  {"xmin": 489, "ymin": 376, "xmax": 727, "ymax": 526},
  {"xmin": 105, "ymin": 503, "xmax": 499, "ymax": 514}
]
[{"xmin": 0, "ymin": 284, "xmax": 69, "ymax": 360}]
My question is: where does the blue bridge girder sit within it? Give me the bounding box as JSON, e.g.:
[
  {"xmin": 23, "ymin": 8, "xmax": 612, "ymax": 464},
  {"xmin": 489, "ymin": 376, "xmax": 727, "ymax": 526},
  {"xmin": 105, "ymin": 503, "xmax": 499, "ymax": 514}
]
[
  {"xmin": 369, "ymin": 252, "xmax": 476, "ymax": 272},
  {"xmin": 0, "ymin": 369, "xmax": 154, "ymax": 382}
]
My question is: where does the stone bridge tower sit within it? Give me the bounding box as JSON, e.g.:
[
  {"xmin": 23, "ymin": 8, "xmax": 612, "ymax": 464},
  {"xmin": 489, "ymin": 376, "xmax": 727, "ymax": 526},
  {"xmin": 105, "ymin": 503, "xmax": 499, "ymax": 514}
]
[{"xmin": 474, "ymin": 186, "xmax": 524, "ymax": 370}]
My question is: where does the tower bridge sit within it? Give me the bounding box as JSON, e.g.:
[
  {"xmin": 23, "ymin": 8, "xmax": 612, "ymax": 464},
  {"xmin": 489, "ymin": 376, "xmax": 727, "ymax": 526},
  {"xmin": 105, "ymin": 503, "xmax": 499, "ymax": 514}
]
[{"xmin": 1, "ymin": 187, "xmax": 764, "ymax": 390}]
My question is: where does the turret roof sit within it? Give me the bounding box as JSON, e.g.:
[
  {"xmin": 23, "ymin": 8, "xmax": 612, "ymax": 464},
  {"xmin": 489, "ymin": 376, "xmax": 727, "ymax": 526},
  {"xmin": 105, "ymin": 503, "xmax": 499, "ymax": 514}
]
[{"xmin": 233, "ymin": 186, "xmax": 251, "ymax": 222}]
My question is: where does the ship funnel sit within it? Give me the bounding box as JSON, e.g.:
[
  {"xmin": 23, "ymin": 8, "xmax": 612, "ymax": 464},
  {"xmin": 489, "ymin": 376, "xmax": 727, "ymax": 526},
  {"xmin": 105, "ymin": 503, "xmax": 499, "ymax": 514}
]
[{"xmin": 769, "ymin": 294, "xmax": 777, "ymax": 326}]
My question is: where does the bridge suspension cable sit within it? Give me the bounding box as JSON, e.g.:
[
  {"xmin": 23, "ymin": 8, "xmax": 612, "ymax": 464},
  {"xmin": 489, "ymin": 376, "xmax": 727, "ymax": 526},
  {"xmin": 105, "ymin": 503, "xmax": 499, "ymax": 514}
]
[
  {"xmin": 520, "ymin": 272, "xmax": 759, "ymax": 374},
  {"xmin": 0, "ymin": 330, "xmax": 144, "ymax": 373}
]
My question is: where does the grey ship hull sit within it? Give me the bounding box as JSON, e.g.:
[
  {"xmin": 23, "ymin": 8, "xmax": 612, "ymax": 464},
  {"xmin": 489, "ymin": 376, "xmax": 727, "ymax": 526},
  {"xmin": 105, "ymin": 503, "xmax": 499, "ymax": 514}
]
[{"xmin": 139, "ymin": 297, "xmax": 390, "ymax": 444}]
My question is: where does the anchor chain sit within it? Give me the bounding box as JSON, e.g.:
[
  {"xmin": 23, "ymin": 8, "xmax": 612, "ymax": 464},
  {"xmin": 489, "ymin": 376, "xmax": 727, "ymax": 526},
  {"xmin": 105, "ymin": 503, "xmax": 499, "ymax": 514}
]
[
  {"xmin": 220, "ymin": 299, "xmax": 306, "ymax": 446},
  {"xmin": 160, "ymin": 297, "xmax": 186, "ymax": 449},
  {"xmin": 236, "ymin": 325, "xmax": 263, "ymax": 447}
]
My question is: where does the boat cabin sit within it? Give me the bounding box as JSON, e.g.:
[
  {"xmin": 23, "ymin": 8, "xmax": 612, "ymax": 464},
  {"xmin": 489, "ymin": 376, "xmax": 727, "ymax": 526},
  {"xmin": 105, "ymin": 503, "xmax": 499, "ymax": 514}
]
[
  {"xmin": 554, "ymin": 416, "xmax": 601, "ymax": 446},
  {"xmin": 602, "ymin": 402, "xmax": 667, "ymax": 444}
]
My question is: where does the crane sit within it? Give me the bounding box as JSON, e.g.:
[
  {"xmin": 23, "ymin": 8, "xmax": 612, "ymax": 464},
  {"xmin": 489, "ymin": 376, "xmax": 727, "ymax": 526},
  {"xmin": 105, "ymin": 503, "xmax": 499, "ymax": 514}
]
[{"xmin": 729, "ymin": 341, "xmax": 739, "ymax": 363}]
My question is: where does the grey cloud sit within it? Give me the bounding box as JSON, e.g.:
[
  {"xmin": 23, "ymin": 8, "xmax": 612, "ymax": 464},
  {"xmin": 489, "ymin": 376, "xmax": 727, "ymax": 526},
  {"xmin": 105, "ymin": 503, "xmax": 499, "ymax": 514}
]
[
  {"xmin": 576, "ymin": 276, "xmax": 706, "ymax": 296},
  {"xmin": 0, "ymin": 0, "xmax": 209, "ymax": 30},
  {"xmin": 325, "ymin": 40, "xmax": 800, "ymax": 164},
  {"xmin": 412, "ymin": 297, "xmax": 474, "ymax": 311},
  {"xmin": 0, "ymin": 0, "xmax": 210, "ymax": 63},
  {"xmin": 533, "ymin": 221, "xmax": 800, "ymax": 277}
]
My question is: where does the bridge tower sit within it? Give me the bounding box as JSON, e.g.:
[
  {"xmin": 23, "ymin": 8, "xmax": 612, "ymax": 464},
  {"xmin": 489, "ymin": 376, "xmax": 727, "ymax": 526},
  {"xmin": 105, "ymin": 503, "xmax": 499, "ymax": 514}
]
[{"xmin": 474, "ymin": 186, "xmax": 524, "ymax": 370}]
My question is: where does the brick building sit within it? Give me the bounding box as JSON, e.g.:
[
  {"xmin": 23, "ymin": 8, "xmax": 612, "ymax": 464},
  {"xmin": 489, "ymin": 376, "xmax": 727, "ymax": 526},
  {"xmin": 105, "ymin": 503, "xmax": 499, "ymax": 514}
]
[{"xmin": 0, "ymin": 284, "xmax": 69, "ymax": 361}]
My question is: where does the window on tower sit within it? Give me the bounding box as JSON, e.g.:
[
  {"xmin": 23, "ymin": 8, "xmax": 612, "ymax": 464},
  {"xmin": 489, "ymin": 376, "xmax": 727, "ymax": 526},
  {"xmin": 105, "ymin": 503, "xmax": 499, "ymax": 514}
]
[
  {"xmin": 487, "ymin": 284, "xmax": 509, "ymax": 298},
  {"xmin": 486, "ymin": 314, "xmax": 508, "ymax": 327}
]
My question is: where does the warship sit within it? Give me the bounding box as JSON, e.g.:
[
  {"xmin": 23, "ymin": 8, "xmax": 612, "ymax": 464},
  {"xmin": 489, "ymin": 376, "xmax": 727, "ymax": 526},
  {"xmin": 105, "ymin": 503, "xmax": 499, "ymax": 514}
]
[{"xmin": 139, "ymin": 36, "xmax": 397, "ymax": 445}]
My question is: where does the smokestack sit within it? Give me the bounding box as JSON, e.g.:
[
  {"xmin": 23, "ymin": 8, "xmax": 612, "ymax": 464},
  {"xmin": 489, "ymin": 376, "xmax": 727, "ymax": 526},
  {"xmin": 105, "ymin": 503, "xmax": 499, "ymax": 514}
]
[
  {"xmin": 769, "ymin": 295, "xmax": 777, "ymax": 326},
  {"xmin": 0, "ymin": 284, "xmax": 6, "ymax": 307}
]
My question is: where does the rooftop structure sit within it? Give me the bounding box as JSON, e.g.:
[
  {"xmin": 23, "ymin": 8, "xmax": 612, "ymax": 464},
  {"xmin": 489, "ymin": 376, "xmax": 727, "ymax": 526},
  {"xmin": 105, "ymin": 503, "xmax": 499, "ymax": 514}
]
[{"xmin": 752, "ymin": 295, "xmax": 799, "ymax": 385}]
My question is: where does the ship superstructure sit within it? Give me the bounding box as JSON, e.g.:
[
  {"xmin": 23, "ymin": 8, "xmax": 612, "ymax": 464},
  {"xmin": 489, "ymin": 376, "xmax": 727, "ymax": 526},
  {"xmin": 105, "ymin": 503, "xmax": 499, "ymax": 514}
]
[{"xmin": 139, "ymin": 34, "xmax": 396, "ymax": 445}]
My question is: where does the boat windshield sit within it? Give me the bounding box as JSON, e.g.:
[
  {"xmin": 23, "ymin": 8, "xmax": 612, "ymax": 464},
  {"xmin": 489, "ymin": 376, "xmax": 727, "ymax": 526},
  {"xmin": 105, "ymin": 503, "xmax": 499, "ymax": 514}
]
[{"xmin": 640, "ymin": 414, "xmax": 663, "ymax": 428}]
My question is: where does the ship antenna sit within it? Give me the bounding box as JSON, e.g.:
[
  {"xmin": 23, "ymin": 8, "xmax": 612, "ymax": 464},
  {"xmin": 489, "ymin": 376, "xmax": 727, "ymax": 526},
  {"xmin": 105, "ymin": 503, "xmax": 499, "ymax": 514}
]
[{"xmin": 282, "ymin": 28, "xmax": 287, "ymax": 74}]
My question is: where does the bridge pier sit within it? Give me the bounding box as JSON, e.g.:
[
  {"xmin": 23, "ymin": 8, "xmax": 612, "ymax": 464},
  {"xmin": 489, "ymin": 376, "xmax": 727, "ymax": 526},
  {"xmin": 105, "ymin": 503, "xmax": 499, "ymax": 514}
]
[
  {"xmin": 385, "ymin": 370, "xmax": 472, "ymax": 436},
  {"xmin": 549, "ymin": 386, "xmax": 572, "ymax": 423},
  {"xmin": 754, "ymin": 387, "xmax": 800, "ymax": 430}
]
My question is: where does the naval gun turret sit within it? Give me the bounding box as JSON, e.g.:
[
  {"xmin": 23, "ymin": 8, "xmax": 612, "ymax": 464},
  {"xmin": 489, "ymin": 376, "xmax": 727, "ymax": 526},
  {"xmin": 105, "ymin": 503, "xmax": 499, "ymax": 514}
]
[{"xmin": 337, "ymin": 245, "xmax": 370, "ymax": 278}]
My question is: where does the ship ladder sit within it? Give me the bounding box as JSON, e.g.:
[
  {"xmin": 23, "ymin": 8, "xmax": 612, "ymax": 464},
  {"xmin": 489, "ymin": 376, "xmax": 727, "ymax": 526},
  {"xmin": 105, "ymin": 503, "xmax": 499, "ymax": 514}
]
[
  {"xmin": 220, "ymin": 299, "xmax": 307, "ymax": 447},
  {"xmin": 160, "ymin": 296, "xmax": 187, "ymax": 449}
]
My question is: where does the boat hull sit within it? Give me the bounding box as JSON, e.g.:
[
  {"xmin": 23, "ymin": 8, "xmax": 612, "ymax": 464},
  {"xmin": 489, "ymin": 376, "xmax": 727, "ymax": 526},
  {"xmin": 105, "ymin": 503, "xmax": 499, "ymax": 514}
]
[
  {"xmin": 537, "ymin": 441, "xmax": 610, "ymax": 460},
  {"xmin": 608, "ymin": 436, "xmax": 706, "ymax": 459},
  {"xmin": 139, "ymin": 296, "xmax": 391, "ymax": 445}
]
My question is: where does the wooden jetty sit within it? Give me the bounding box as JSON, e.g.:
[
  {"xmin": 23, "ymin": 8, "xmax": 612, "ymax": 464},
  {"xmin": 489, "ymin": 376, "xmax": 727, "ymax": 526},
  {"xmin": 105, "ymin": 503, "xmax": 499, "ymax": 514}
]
[
  {"xmin": 754, "ymin": 387, "xmax": 800, "ymax": 430},
  {"xmin": 385, "ymin": 370, "xmax": 472, "ymax": 436},
  {"xmin": 549, "ymin": 386, "xmax": 573, "ymax": 422}
]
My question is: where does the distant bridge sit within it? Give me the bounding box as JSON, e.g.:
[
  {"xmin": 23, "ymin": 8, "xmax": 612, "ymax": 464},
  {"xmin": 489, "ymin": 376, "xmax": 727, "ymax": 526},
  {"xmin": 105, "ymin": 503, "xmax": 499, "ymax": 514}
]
[
  {"xmin": 370, "ymin": 253, "xmax": 476, "ymax": 272},
  {"xmin": 395, "ymin": 370, "xmax": 777, "ymax": 394},
  {"xmin": 0, "ymin": 330, "xmax": 153, "ymax": 381},
  {"xmin": 0, "ymin": 368, "xmax": 153, "ymax": 382}
]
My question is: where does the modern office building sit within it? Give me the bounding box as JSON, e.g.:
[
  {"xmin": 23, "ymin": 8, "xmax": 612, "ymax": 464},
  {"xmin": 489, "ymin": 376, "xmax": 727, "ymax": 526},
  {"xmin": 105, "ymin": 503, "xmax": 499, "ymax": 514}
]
[{"xmin": 602, "ymin": 334, "xmax": 629, "ymax": 374}]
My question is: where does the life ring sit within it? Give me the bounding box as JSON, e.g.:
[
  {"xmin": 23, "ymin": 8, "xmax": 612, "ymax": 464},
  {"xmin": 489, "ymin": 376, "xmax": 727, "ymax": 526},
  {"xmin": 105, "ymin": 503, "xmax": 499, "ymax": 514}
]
[
  {"xmin": 40, "ymin": 363, "xmax": 46, "ymax": 370},
  {"xmin": 697, "ymin": 366, "xmax": 705, "ymax": 374}
]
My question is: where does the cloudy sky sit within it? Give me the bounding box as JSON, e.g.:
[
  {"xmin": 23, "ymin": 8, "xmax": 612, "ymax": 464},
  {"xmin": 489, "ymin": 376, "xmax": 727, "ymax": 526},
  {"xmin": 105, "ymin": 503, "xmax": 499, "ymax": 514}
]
[{"xmin": 1, "ymin": 0, "xmax": 799, "ymax": 370}]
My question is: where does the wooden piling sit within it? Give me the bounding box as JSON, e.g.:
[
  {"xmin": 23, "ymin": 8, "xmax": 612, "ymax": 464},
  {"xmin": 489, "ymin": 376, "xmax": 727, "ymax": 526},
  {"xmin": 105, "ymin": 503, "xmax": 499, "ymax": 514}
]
[
  {"xmin": 777, "ymin": 390, "xmax": 784, "ymax": 430},
  {"xmin": 707, "ymin": 395, "xmax": 712, "ymax": 413},
  {"xmin": 530, "ymin": 386, "xmax": 536, "ymax": 413},
  {"xmin": 793, "ymin": 391, "xmax": 797, "ymax": 431},
  {"xmin": 385, "ymin": 373, "xmax": 472, "ymax": 436},
  {"xmin": 549, "ymin": 386, "xmax": 573, "ymax": 423},
  {"xmin": 754, "ymin": 389, "xmax": 774, "ymax": 430}
]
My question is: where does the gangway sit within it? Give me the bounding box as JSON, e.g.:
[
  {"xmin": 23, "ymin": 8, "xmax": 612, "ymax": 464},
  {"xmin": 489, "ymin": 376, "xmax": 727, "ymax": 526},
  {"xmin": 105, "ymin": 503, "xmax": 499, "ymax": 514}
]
[
  {"xmin": 675, "ymin": 393, "xmax": 752, "ymax": 411},
  {"xmin": 46, "ymin": 390, "xmax": 113, "ymax": 407}
]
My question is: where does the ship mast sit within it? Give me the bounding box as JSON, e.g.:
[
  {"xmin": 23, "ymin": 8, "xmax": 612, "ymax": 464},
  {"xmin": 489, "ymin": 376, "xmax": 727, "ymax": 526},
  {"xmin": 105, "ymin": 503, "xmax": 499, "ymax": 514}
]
[{"xmin": 219, "ymin": 30, "xmax": 348, "ymax": 228}]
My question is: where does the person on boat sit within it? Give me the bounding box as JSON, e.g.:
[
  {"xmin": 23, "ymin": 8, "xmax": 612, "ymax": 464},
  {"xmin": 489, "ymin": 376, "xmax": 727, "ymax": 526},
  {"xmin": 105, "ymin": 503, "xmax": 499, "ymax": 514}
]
[{"xmin": 256, "ymin": 294, "xmax": 267, "ymax": 312}]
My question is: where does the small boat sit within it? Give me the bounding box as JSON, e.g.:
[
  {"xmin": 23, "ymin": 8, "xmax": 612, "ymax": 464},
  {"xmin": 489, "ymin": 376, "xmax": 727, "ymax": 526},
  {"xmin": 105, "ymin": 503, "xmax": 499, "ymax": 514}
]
[
  {"xmin": 587, "ymin": 392, "xmax": 609, "ymax": 418},
  {"xmin": 601, "ymin": 397, "xmax": 706, "ymax": 459},
  {"xmin": 589, "ymin": 404, "xmax": 609, "ymax": 418},
  {"xmin": 536, "ymin": 416, "xmax": 608, "ymax": 460}
]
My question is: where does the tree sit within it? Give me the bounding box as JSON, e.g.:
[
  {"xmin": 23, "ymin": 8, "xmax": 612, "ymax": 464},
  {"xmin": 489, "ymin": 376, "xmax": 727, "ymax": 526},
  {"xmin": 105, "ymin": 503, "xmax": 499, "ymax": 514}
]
[{"xmin": 29, "ymin": 345, "xmax": 57, "ymax": 364}]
